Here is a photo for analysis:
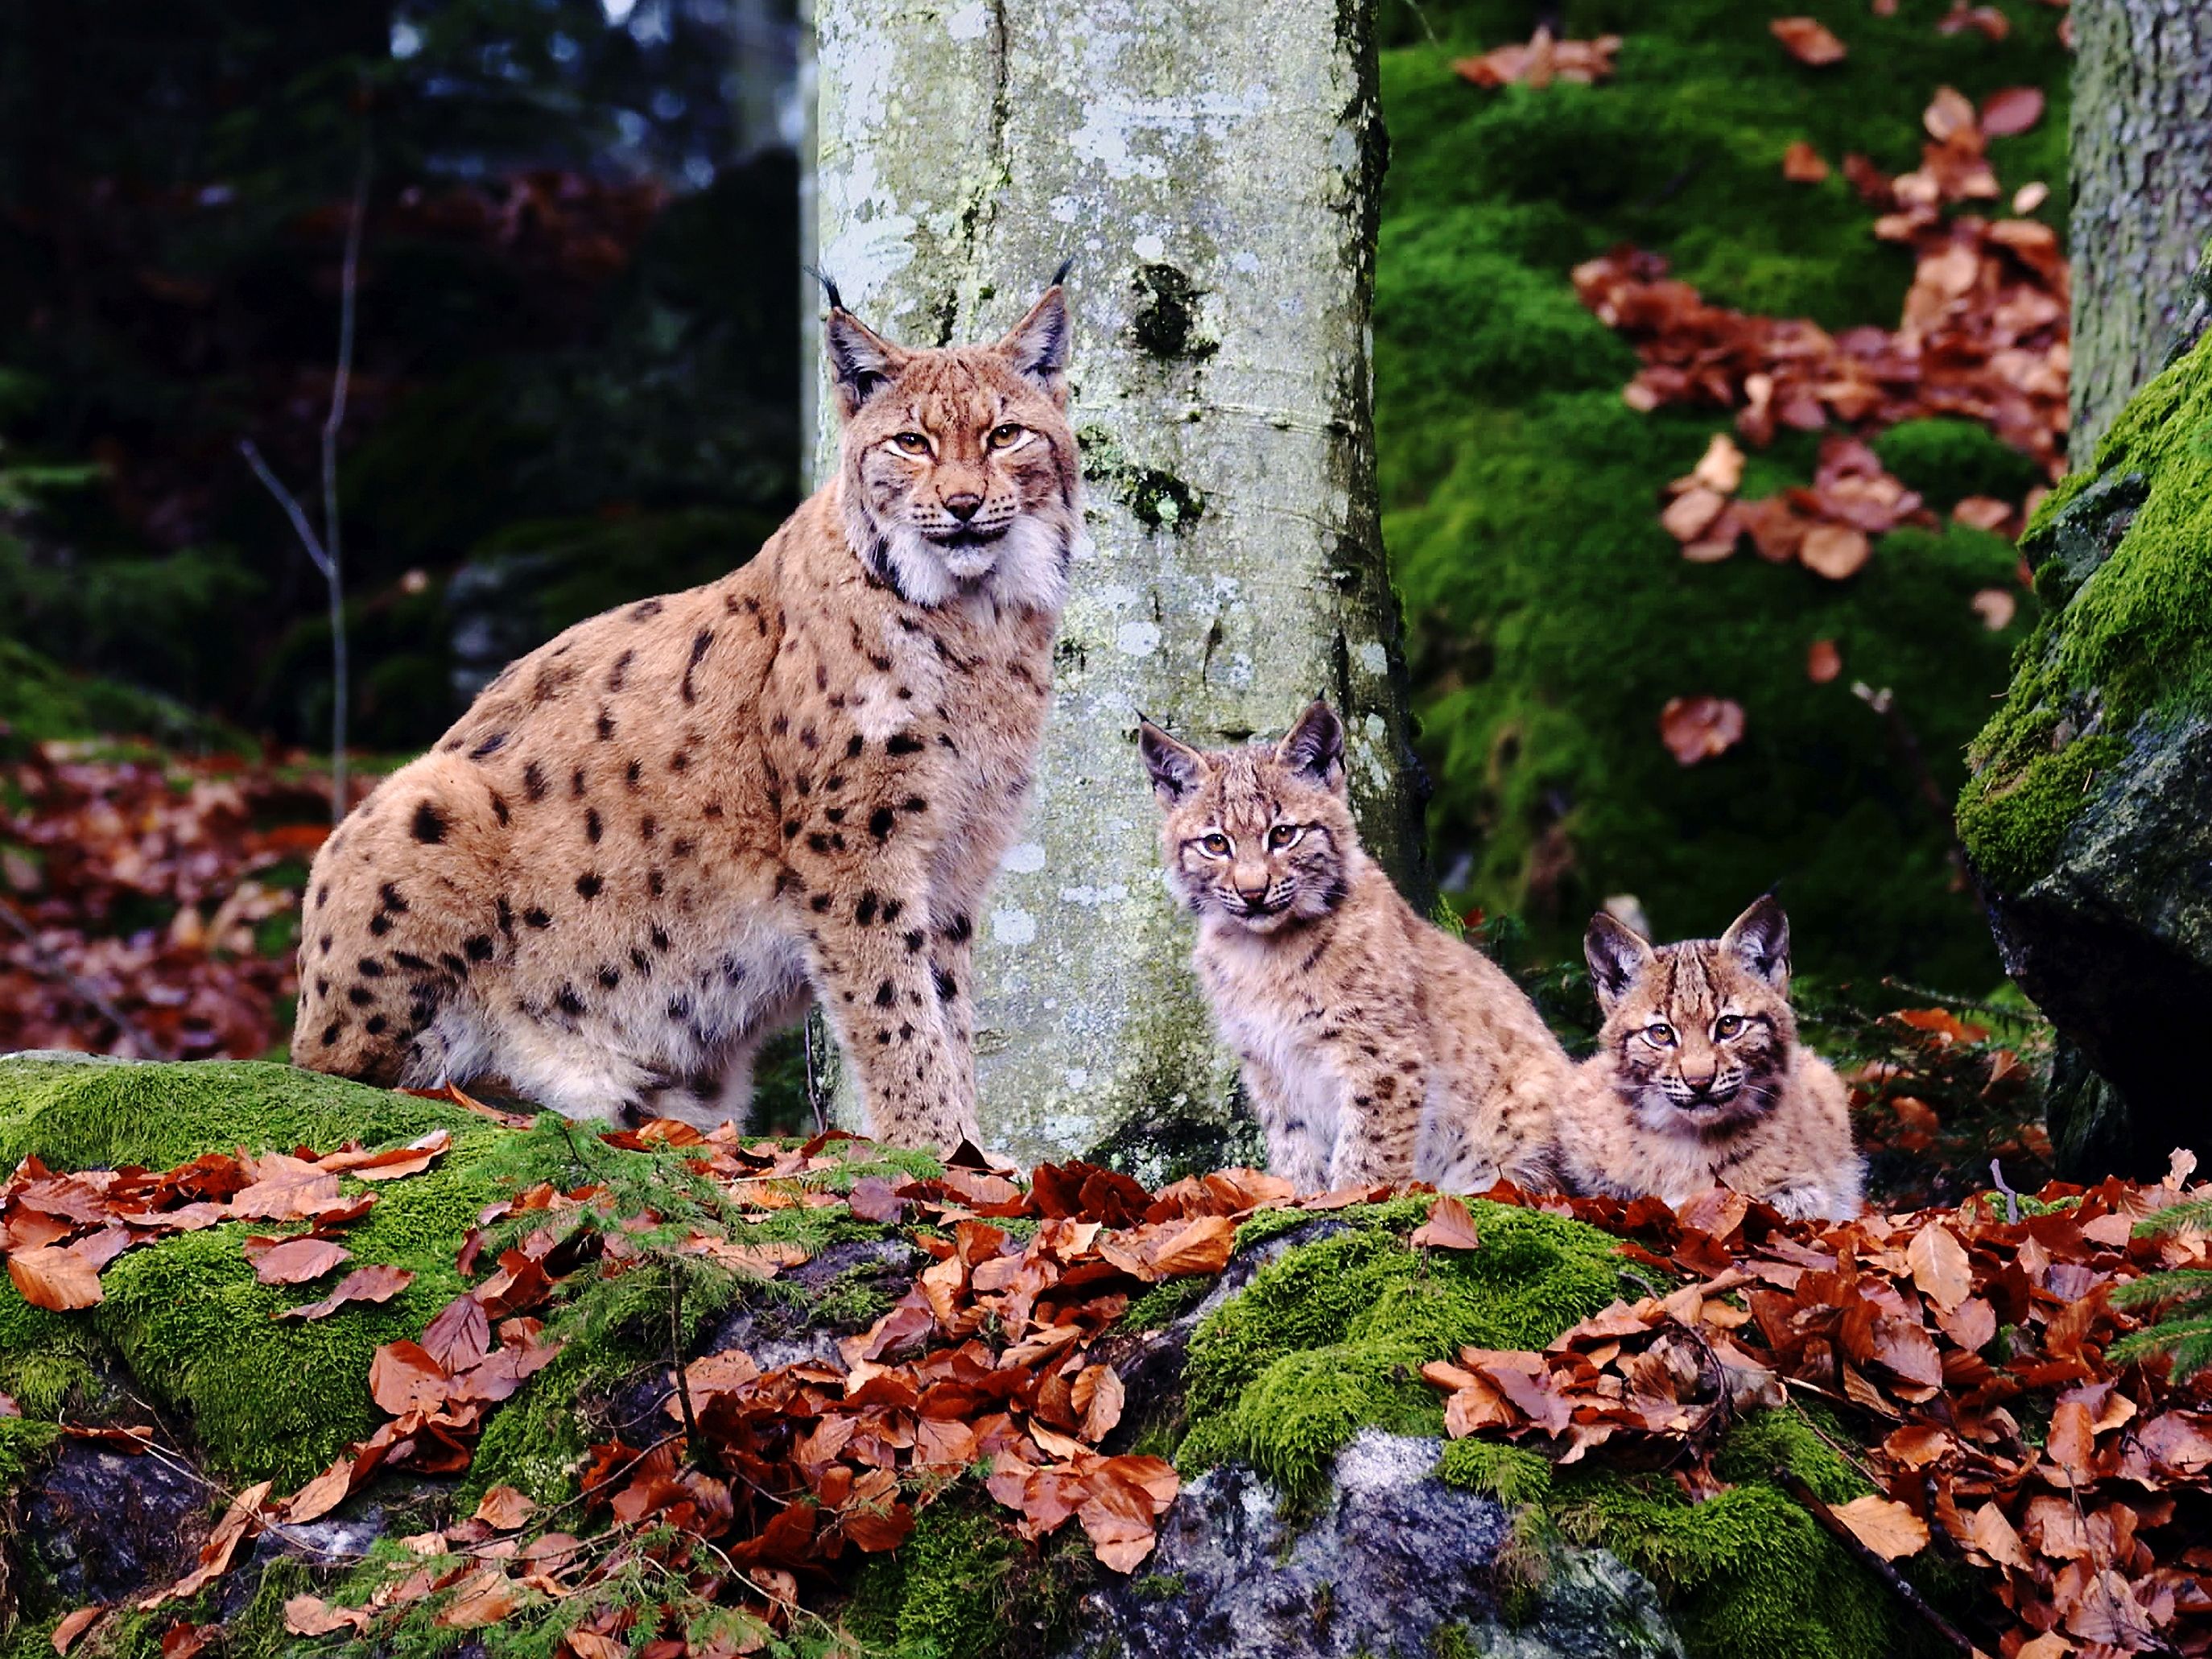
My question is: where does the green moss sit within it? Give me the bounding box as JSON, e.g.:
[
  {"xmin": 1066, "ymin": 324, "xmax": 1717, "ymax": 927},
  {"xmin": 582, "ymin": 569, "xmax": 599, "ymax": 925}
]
[
  {"xmin": 1436, "ymin": 1438, "xmax": 1552, "ymax": 1508},
  {"xmin": 1181, "ymin": 1207, "xmax": 1632, "ymax": 1507},
  {"xmin": 1872, "ymin": 419, "xmax": 2044, "ymax": 513},
  {"xmin": 1376, "ymin": 0, "xmax": 2067, "ymax": 988},
  {"xmin": 1962, "ymin": 330, "xmax": 2212, "ymax": 891},
  {"xmin": 843, "ymin": 1493, "xmax": 1090, "ymax": 1659},
  {"xmin": 1117, "ymin": 1274, "xmax": 1213, "ymax": 1332},
  {"xmin": 1546, "ymin": 1408, "xmax": 1905, "ymax": 1659}
]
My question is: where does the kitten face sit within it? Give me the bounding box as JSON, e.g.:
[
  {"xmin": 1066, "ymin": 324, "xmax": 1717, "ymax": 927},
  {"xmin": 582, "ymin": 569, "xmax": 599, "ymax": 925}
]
[
  {"xmin": 1140, "ymin": 701, "xmax": 1356, "ymax": 937},
  {"xmin": 1583, "ymin": 896, "xmax": 1798, "ymax": 1135},
  {"xmin": 827, "ymin": 285, "xmax": 1081, "ymax": 612}
]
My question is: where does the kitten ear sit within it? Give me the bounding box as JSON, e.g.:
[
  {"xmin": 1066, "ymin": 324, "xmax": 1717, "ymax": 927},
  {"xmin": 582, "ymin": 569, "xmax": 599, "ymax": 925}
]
[
  {"xmin": 1584, "ymin": 912, "xmax": 1655, "ymax": 1012},
  {"xmin": 824, "ymin": 298, "xmax": 908, "ymax": 419},
  {"xmin": 1276, "ymin": 700, "xmax": 1346, "ymax": 793},
  {"xmin": 1138, "ymin": 720, "xmax": 1207, "ymax": 807},
  {"xmin": 1719, "ymin": 894, "xmax": 1791, "ymax": 988},
  {"xmin": 995, "ymin": 270, "xmax": 1071, "ymax": 404}
]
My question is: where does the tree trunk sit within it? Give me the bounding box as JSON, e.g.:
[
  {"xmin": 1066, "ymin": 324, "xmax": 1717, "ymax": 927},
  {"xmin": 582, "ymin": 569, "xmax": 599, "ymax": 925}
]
[
  {"xmin": 2069, "ymin": 0, "xmax": 2212, "ymax": 454},
  {"xmin": 811, "ymin": 0, "xmax": 1425, "ymax": 1175}
]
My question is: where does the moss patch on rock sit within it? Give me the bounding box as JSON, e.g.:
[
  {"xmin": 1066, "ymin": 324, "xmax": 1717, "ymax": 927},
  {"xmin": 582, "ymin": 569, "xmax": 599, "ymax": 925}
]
[
  {"xmin": 1181, "ymin": 1205, "xmax": 1637, "ymax": 1506},
  {"xmin": 1961, "ymin": 330, "xmax": 2212, "ymax": 891}
]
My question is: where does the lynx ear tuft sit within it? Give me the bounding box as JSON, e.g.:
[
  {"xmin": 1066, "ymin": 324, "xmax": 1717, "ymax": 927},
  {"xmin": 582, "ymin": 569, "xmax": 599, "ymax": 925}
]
[
  {"xmin": 1276, "ymin": 700, "xmax": 1346, "ymax": 793},
  {"xmin": 1719, "ymin": 893, "xmax": 1790, "ymax": 988},
  {"xmin": 996, "ymin": 281, "xmax": 1071, "ymax": 403},
  {"xmin": 1584, "ymin": 912, "xmax": 1655, "ymax": 1012},
  {"xmin": 1138, "ymin": 720, "xmax": 1207, "ymax": 807},
  {"xmin": 825, "ymin": 303, "xmax": 907, "ymax": 418}
]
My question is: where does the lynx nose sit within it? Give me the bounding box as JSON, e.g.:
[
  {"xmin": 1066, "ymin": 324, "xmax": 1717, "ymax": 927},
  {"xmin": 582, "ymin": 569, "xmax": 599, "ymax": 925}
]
[
  {"xmin": 1234, "ymin": 870, "xmax": 1272, "ymax": 906},
  {"xmin": 943, "ymin": 492, "xmax": 983, "ymax": 522}
]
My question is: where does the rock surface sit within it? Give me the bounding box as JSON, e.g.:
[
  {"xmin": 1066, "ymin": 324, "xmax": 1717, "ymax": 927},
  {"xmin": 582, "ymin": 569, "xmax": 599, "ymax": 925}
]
[
  {"xmin": 1958, "ymin": 266, "xmax": 2212, "ymax": 1176},
  {"xmin": 1061, "ymin": 1430, "xmax": 1682, "ymax": 1659}
]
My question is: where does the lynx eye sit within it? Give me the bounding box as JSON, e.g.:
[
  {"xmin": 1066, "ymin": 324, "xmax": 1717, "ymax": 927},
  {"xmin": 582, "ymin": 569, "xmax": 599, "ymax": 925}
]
[
  {"xmin": 890, "ymin": 431, "xmax": 931, "ymax": 456},
  {"xmin": 1643, "ymin": 1022, "xmax": 1677, "ymax": 1047},
  {"xmin": 1267, "ymin": 823, "xmax": 1300, "ymax": 850},
  {"xmin": 988, "ymin": 422, "xmax": 1026, "ymax": 449},
  {"xmin": 1715, "ymin": 1013, "xmax": 1744, "ymax": 1038},
  {"xmin": 1199, "ymin": 833, "xmax": 1231, "ymax": 856}
]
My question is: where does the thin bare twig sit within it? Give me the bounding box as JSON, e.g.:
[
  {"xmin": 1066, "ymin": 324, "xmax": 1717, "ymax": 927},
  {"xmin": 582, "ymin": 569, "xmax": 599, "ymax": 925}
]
[
  {"xmin": 240, "ymin": 138, "xmax": 371, "ymax": 825},
  {"xmin": 0, "ymin": 898, "xmax": 162, "ymax": 1058},
  {"xmin": 1772, "ymin": 1467, "xmax": 1979, "ymax": 1655}
]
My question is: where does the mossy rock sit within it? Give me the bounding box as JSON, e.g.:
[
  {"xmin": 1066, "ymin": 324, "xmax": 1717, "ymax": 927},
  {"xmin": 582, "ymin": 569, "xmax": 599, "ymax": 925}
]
[{"xmin": 1958, "ymin": 316, "xmax": 2212, "ymax": 1176}]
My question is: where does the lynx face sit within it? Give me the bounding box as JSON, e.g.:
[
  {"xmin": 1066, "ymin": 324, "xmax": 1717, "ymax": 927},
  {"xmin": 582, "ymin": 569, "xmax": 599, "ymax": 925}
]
[
  {"xmin": 1584, "ymin": 897, "xmax": 1798, "ymax": 1135},
  {"xmin": 1139, "ymin": 701, "xmax": 1354, "ymax": 937},
  {"xmin": 828, "ymin": 289, "xmax": 1080, "ymax": 613}
]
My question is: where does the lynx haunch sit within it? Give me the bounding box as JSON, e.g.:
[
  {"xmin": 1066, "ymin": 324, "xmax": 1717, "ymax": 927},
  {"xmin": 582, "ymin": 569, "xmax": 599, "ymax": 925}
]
[
  {"xmin": 1141, "ymin": 700, "xmax": 1566, "ymax": 1195},
  {"xmin": 1557, "ymin": 897, "xmax": 1864, "ymax": 1221},
  {"xmin": 291, "ymin": 279, "xmax": 1083, "ymax": 1153}
]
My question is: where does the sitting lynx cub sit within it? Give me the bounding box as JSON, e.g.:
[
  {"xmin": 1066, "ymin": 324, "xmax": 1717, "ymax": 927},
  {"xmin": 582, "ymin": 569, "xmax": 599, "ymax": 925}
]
[
  {"xmin": 1557, "ymin": 898, "xmax": 1863, "ymax": 1220},
  {"xmin": 1140, "ymin": 701, "xmax": 1566, "ymax": 1195},
  {"xmin": 291, "ymin": 279, "xmax": 1081, "ymax": 1151}
]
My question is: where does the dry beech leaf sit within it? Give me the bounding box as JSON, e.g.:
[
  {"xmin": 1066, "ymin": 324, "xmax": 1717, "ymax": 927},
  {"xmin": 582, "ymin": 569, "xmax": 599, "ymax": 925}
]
[
  {"xmin": 1980, "ymin": 85, "xmax": 2045, "ymax": 136},
  {"xmin": 473, "ymin": 1485, "xmax": 536, "ymax": 1531},
  {"xmin": 277, "ymin": 1264, "xmax": 413, "ymax": 1322},
  {"xmin": 1806, "ymin": 640, "xmax": 1842, "ymax": 684},
  {"xmin": 1833, "ymin": 1493, "xmax": 1930, "ymax": 1561},
  {"xmin": 1971, "ymin": 588, "xmax": 2018, "ymax": 630},
  {"xmin": 368, "ymin": 1340, "xmax": 448, "ymax": 1417},
  {"xmin": 10, "ymin": 1245, "xmax": 104, "ymax": 1311},
  {"xmin": 1657, "ymin": 695, "xmax": 1747, "ymax": 766},
  {"xmin": 1952, "ymin": 495, "xmax": 2014, "ymax": 532},
  {"xmin": 1800, "ymin": 524, "xmax": 1871, "ymax": 580},
  {"xmin": 1411, "ymin": 1195, "xmax": 1483, "ymax": 1251},
  {"xmin": 283, "ymin": 1595, "xmax": 370, "ymax": 1637},
  {"xmin": 248, "ymin": 1236, "xmax": 351, "ymax": 1286},
  {"xmin": 1781, "ymin": 141, "xmax": 1830, "ymax": 183},
  {"xmin": 1770, "ymin": 17, "xmax": 1847, "ymax": 64},
  {"xmin": 435, "ymin": 1568, "xmax": 522, "ymax": 1629},
  {"xmin": 1923, "ymin": 86, "xmax": 1977, "ymax": 144},
  {"xmin": 52, "ymin": 1607, "xmax": 102, "ymax": 1655},
  {"xmin": 1661, "ymin": 487, "xmax": 1727, "ymax": 543},
  {"xmin": 1690, "ymin": 432, "xmax": 1746, "ymax": 493},
  {"xmin": 2013, "ymin": 180, "xmax": 2050, "ymax": 215},
  {"xmin": 1905, "ymin": 1223, "xmax": 1972, "ymax": 1312}
]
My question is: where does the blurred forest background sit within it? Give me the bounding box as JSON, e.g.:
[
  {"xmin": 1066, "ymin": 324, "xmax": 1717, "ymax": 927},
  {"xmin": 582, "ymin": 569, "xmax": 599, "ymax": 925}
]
[{"xmin": 0, "ymin": 0, "xmax": 2069, "ymax": 1195}]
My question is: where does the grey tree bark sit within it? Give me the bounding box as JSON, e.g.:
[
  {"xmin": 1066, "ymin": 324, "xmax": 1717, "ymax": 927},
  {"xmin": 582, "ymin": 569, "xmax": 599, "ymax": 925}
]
[
  {"xmin": 2069, "ymin": 0, "xmax": 2212, "ymax": 453},
  {"xmin": 811, "ymin": 0, "xmax": 1425, "ymax": 1175}
]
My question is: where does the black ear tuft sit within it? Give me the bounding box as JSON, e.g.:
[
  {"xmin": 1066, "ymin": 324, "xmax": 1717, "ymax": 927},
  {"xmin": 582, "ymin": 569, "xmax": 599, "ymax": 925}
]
[
  {"xmin": 826, "ymin": 305, "xmax": 905, "ymax": 418},
  {"xmin": 1584, "ymin": 912, "xmax": 1655, "ymax": 1013},
  {"xmin": 1719, "ymin": 893, "xmax": 1790, "ymax": 988},
  {"xmin": 1276, "ymin": 700, "xmax": 1346, "ymax": 792},
  {"xmin": 807, "ymin": 265, "xmax": 845, "ymax": 315},
  {"xmin": 1139, "ymin": 720, "xmax": 1207, "ymax": 806},
  {"xmin": 996, "ymin": 284, "xmax": 1071, "ymax": 402},
  {"xmin": 1050, "ymin": 255, "xmax": 1074, "ymax": 289}
]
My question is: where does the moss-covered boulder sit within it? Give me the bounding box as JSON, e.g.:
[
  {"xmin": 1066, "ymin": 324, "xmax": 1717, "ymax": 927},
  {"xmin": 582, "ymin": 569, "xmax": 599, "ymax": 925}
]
[{"xmin": 1958, "ymin": 244, "xmax": 2212, "ymax": 1175}]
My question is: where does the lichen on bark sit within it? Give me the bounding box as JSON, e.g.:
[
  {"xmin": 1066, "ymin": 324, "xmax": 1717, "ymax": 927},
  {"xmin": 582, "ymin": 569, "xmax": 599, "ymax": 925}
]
[{"xmin": 812, "ymin": 0, "xmax": 1424, "ymax": 1168}]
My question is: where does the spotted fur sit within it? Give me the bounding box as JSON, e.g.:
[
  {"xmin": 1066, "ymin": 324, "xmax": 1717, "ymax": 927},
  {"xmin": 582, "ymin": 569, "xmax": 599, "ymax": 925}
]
[
  {"xmin": 290, "ymin": 282, "xmax": 1084, "ymax": 1152},
  {"xmin": 1555, "ymin": 897, "xmax": 1864, "ymax": 1219},
  {"xmin": 1140, "ymin": 701, "xmax": 1566, "ymax": 1195}
]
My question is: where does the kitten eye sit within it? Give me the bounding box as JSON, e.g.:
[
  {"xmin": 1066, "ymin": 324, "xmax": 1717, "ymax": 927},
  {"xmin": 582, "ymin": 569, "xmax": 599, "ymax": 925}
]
[
  {"xmin": 1266, "ymin": 823, "xmax": 1299, "ymax": 850},
  {"xmin": 890, "ymin": 431, "xmax": 931, "ymax": 456},
  {"xmin": 1644, "ymin": 1022, "xmax": 1676, "ymax": 1047},
  {"xmin": 1200, "ymin": 833, "xmax": 1231, "ymax": 856},
  {"xmin": 1715, "ymin": 1013, "xmax": 1744, "ymax": 1038},
  {"xmin": 988, "ymin": 423, "xmax": 1026, "ymax": 449}
]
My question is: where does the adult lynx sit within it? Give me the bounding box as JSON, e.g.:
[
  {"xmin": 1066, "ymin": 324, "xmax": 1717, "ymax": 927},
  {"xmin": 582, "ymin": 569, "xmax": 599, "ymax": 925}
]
[
  {"xmin": 1140, "ymin": 701, "xmax": 1566, "ymax": 1194},
  {"xmin": 291, "ymin": 279, "xmax": 1081, "ymax": 1152}
]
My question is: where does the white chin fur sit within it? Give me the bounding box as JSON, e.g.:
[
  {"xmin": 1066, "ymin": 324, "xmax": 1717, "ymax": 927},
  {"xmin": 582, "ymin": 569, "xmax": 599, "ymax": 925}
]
[{"xmin": 881, "ymin": 515, "xmax": 1069, "ymax": 613}]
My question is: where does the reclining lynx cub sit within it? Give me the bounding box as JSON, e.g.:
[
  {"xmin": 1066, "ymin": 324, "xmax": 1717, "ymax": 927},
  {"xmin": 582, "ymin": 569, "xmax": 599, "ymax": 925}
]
[
  {"xmin": 1141, "ymin": 700, "xmax": 1566, "ymax": 1195},
  {"xmin": 291, "ymin": 278, "xmax": 1082, "ymax": 1152},
  {"xmin": 1557, "ymin": 897, "xmax": 1864, "ymax": 1220}
]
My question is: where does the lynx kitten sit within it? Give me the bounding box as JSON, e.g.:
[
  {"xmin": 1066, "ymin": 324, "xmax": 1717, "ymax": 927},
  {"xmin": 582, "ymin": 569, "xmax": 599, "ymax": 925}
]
[
  {"xmin": 1558, "ymin": 897, "xmax": 1863, "ymax": 1220},
  {"xmin": 1140, "ymin": 701, "xmax": 1566, "ymax": 1195},
  {"xmin": 291, "ymin": 278, "xmax": 1082, "ymax": 1152}
]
